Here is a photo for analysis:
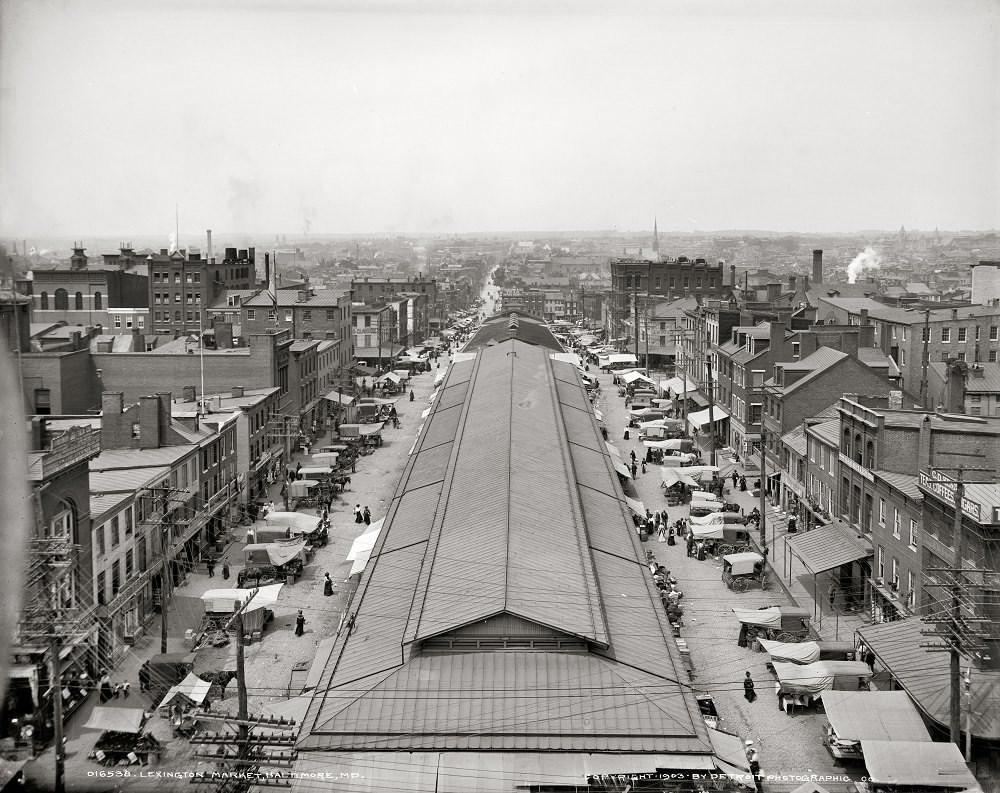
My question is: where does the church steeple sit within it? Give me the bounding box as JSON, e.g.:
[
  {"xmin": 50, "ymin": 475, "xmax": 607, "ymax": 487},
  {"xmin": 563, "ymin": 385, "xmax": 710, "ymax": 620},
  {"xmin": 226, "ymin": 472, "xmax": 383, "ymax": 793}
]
[{"xmin": 652, "ymin": 217, "xmax": 659, "ymax": 255}]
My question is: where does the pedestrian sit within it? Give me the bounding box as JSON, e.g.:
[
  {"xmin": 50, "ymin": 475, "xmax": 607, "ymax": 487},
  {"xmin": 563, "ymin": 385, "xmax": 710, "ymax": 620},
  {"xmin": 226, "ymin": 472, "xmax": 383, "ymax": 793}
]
[
  {"xmin": 743, "ymin": 671, "xmax": 757, "ymax": 702},
  {"xmin": 267, "ymin": 500, "xmax": 275, "ymax": 515},
  {"xmin": 641, "ymin": 459, "xmax": 647, "ymax": 474},
  {"xmin": 323, "ymin": 572, "xmax": 334, "ymax": 597},
  {"xmin": 630, "ymin": 461, "xmax": 638, "ymax": 479},
  {"xmin": 667, "ymin": 524, "xmax": 676, "ymax": 546},
  {"xmin": 354, "ymin": 504, "xmax": 363, "ymax": 524},
  {"xmin": 623, "ymin": 428, "xmax": 630, "ymax": 441},
  {"xmin": 98, "ymin": 671, "xmax": 112, "ymax": 703},
  {"xmin": 221, "ymin": 557, "xmax": 230, "ymax": 580},
  {"xmin": 295, "ymin": 610, "xmax": 306, "ymax": 637},
  {"xmin": 206, "ymin": 557, "xmax": 215, "ymax": 577},
  {"xmin": 686, "ymin": 534, "xmax": 696, "ymax": 558},
  {"xmin": 732, "ymin": 470, "xmax": 738, "ymax": 489},
  {"xmin": 138, "ymin": 663, "xmax": 150, "ymax": 693},
  {"xmin": 409, "ymin": 389, "xmax": 415, "ymax": 401},
  {"xmin": 738, "ymin": 623, "xmax": 749, "ymax": 648},
  {"xmin": 747, "ymin": 744, "xmax": 762, "ymax": 792},
  {"xmin": 739, "ymin": 476, "xmax": 747, "ymax": 491},
  {"xmin": 630, "ymin": 449, "xmax": 637, "ymax": 464},
  {"xmin": 661, "ymin": 509, "xmax": 668, "ymax": 527},
  {"xmin": 863, "ymin": 647, "xmax": 876, "ymax": 674},
  {"xmin": 121, "ymin": 680, "xmax": 130, "ymax": 699},
  {"xmin": 828, "ymin": 583, "xmax": 838, "ymax": 609},
  {"xmin": 787, "ymin": 516, "xmax": 797, "ymax": 534},
  {"xmin": 363, "ymin": 506, "xmax": 371, "ymax": 525}
]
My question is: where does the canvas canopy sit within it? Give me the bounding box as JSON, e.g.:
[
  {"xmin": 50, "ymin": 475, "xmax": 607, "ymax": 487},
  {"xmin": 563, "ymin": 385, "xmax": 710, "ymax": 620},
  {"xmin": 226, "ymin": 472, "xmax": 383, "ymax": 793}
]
[
  {"xmin": 690, "ymin": 499, "xmax": 723, "ymax": 512},
  {"xmin": 264, "ymin": 512, "xmax": 319, "ymax": 531},
  {"xmin": 631, "ymin": 408, "xmax": 667, "ymax": 419},
  {"xmin": 644, "ymin": 438, "xmax": 691, "ymax": 450},
  {"xmin": 690, "ymin": 512, "xmax": 725, "ymax": 527},
  {"xmin": 661, "ymin": 468, "xmax": 700, "ymax": 488},
  {"xmin": 157, "ymin": 673, "xmax": 211, "ymax": 711},
  {"xmin": 690, "ymin": 522, "xmax": 726, "ymax": 540},
  {"xmin": 860, "ymin": 741, "xmax": 979, "ymax": 789},
  {"xmin": 624, "ymin": 496, "xmax": 646, "ymax": 516},
  {"xmin": 772, "ymin": 661, "xmax": 872, "ymax": 695},
  {"xmin": 323, "ymin": 390, "xmax": 355, "ymax": 405},
  {"xmin": 661, "ymin": 377, "xmax": 697, "ymax": 396},
  {"xmin": 391, "ymin": 369, "xmax": 412, "ymax": 380},
  {"xmin": 759, "ymin": 639, "xmax": 822, "ymax": 665},
  {"xmin": 347, "ymin": 518, "xmax": 385, "ymax": 576},
  {"xmin": 688, "ymin": 407, "xmax": 730, "ymax": 430},
  {"xmin": 296, "ymin": 467, "xmax": 334, "ymax": 478},
  {"xmin": 310, "ymin": 452, "xmax": 339, "ymax": 462},
  {"xmin": 598, "ymin": 353, "xmax": 638, "ymax": 366},
  {"xmin": 733, "ymin": 606, "xmax": 801, "ymax": 628},
  {"xmin": 433, "ymin": 370, "xmax": 447, "ymax": 385},
  {"xmin": 287, "ymin": 479, "xmax": 320, "ymax": 497},
  {"xmin": 244, "ymin": 540, "xmax": 306, "ymax": 567},
  {"xmin": 822, "ymin": 691, "xmax": 932, "ymax": 744},
  {"xmin": 707, "ymin": 727, "xmax": 754, "ymax": 789},
  {"xmin": 201, "ymin": 583, "xmax": 284, "ymax": 614},
  {"xmin": 83, "ymin": 707, "xmax": 146, "ymax": 734},
  {"xmin": 621, "ymin": 371, "xmax": 654, "ymax": 385},
  {"xmin": 611, "ymin": 458, "xmax": 633, "ymax": 479},
  {"xmin": 377, "ymin": 372, "xmax": 401, "ymax": 383},
  {"xmin": 639, "ymin": 418, "xmax": 682, "ymax": 429}
]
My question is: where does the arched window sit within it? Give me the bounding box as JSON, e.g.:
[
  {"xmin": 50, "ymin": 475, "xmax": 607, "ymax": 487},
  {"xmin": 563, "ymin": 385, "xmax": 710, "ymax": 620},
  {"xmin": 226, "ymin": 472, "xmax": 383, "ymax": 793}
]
[
  {"xmin": 854, "ymin": 433, "xmax": 863, "ymax": 465},
  {"xmin": 94, "ymin": 291, "xmax": 102, "ymax": 310},
  {"xmin": 54, "ymin": 288, "xmax": 68, "ymax": 310},
  {"xmin": 842, "ymin": 428, "xmax": 851, "ymax": 456},
  {"xmin": 865, "ymin": 440, "xmax": 875, "ymax": 469},
  {"xmin": 75, "ymin": 291, "xmax": 84, "ymax": 310},
  {"xmin": 40, "ymin": 291, "xmax": 49, "ymax": 310}
]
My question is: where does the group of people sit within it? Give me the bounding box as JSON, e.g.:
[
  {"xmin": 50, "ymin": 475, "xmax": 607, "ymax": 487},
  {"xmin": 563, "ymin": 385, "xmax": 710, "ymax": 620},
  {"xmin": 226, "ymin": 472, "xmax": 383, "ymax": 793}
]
[
  {"xmin": 353, "ymin": 504, "xmax": 373, "ymax": 525},
  {"xmin": 98, "ymin": 670, "xmax": 130, "ymax": 702}
]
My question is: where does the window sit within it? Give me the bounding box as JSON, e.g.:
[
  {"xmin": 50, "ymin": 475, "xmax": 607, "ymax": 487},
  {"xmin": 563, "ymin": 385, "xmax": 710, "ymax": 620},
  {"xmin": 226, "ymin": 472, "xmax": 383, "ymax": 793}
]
[
  {"xmin": 990, "ymin": 351, "xmax": 997, "ymax": 363},
  {"xmin": 958, "ymin": 327, "xmax": 967, "ymax": 342},
  {"xmin": 137, "ymin": 316, "xmax": 144, "ymax": 329},
  {"xmin": 131, "ymin": 422, "xmax": 141, "ymax": 439},
  {"xmin": 34, "ymin": 388, "xmax": 51, "ymax": 415},
  {"xmin": 175, "ymin": 310, "xmax": 181, "ymax": 321},
  {"xmin": 893, "ymin": 510, "xmax": 901, "ymax": 539},
  {"xmin": 125, "ymin": 316, "xmax": 134, "ymax": 328},
  {"xmin": 975, "ymin": 326, "xmax": 980, "ymax": 342},
  {"xmin": 878, "ymin": 546, "xmax": 885, "ymax": 579},
  {"xmin": 113, "ymin": 315, "xmax": 122, "ymax": 328},
  {"xmin": 906, "ymin": 571, "xmax": 915, "ymax": 608},
  {"xmin": 111, "ymin": 515, "xmax": 120, "ymax": 546},
  {"xmin": 909, "ymin": 519, "xmax": 917, "ymax": 550},
  {"xmin": 75, "ymin": 291, "xmax": 84, "ymax": 309},
  {"xmin": 991, "ymin": 326, "xmax": 998, "ymax": 341},
  {"xmin": 326, "ymin": 310, "xmax": 336, "ymax": 321},
  {"xmin": 267, "ymin": 309, "xmax": 276, "ymax": 321},
  {"xmin": 246, "ymin": 309, "xmax": 256, "ymax": 321},
  {"xmin": 302, "ymin": 310, "xmax": 311, "ymax": 321},
  {"xmin": 174, "ymin": 293, "xmax": 181, "ymax": 302},
  {"xmin": 878, "ymin": 498, "xmax": 886, "ymax": 526},
  {"xmin": 364, "ymin": 315, "xmax": 372, "ymax": 328},
  {"xmin": 125, "ymin": 549, "xmax": 134, "ymax": 578},
  {"xmin": 957, "ymin": 352, "xmax": 966, "ymax": 362},
  {"xmin": 941, "ymin": 327, "xmax": 951, "ymax": 342},
  {"xmin": 96, "ymin": 524, "xmax": 105, "ymax": 556},
  {"xmin": 891, "ymin": 558, "xmax": 899, "ymax": 590},
  {"xmin": 125, "ymin": 508, "xmax": 133, "ymax": 536},
  {"xmin": 54, "ymin": 288, "xmax": 68, "ymax": 310},
  {"xmin": 97, "ymin": 571, "xmax": 106, "ymax": 605},
  {"xmin": 112, "ymin": 559, "xmax": 121, "ymax": 595},
  {"xmin": 40, "ymin": 292, "xmax": 48, "ymax": 309},
  {"xmin": 193, "ymin": 272, "xmax": 201, "ymax": 283}
]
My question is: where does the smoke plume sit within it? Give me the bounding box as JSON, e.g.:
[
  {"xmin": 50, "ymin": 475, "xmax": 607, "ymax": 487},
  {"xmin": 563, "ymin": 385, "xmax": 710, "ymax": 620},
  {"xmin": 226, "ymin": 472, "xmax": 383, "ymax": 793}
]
[
  {"xmin": 168, "ymin": 232, "xmax": 178, "ymax": 254},
  {"xmin": 846, "ymin": 246, "xmax": 883, "ymax": 283}
]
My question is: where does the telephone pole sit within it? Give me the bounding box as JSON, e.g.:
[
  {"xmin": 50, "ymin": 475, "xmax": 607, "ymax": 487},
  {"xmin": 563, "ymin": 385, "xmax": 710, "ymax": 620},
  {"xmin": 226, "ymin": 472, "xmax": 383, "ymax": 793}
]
[{"xmin": 705, "ymin": 355, "xmax": 717, "ymax": 468}]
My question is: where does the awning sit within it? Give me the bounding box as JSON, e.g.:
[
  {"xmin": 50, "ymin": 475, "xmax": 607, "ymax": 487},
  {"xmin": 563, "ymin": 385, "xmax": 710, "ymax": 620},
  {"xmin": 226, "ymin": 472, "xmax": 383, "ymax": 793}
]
[
  {"xmin": 860, "ymin": 740, "xmax": 979, "ymax": 789},
  {"xmin": 347, "ymin": 518, "xmax": 385, "ymax": 576},
  {"xmin": 822, "ymin": 690, "xmax": 932, "ymax": 743},
  {"xmin": 304, "ymin": 637, "xmax": 337, "ymax": 691},
  {"xmin": 323, "ymin": 389, "xmax": 355, "ymax": 406},
  {"xmin": 612, "ymin": 458, "xmax": 633, "ymax": 479},
  {"xmin": 378, "ymin": 372, "xmax": 401, "ymax": 384},
  {"xmin": 83, "ymin": 706, "xmax": 146, "ymax": 734},
  {"xmin": 772, "ymin": 661, "xmax": 871, "ymax": 695},
  {"xmin": 421, "ymin": 407, "xmax": 431, "ymax": 418},
  {"xmin": 621, "ymin": 370, "xmax": 653, "ymax": 385},
  {"xmin": 707, "ymin": 727, "xmax": 753, "ymax": 789},
  {"xmin": 310, "ymin": 452, "xmax": 339, "ymax": 462},
  {"xmin": 857, "ymin": 617, "xmax": 1000, "ymax": 740},
  {"xmin": 689, "ymin": 392, "xmax": 709, "ymax": 407},
  {"xmin": 660, "ymin": 376, "xmax": 696, "ymax": 397},
  {"xmin": 262, "ymin": 695, "xmax": 312, "ymax": 724},
  {"xmin": 201, "ymin": 584, "xmax": 284, "ymax": 613},
  {"xmin": 687, "ymin": 406, "xmax": 729, "ymax": 429},
  {"xmin": 785, "ymin": 519, "xmax": 871, "ymax": 575},
  {"xmin": 624, "ymin": 496, "xmax": 645, "ymax": 516},
  {"xmin": 157, "ymin": 673, "xmax": 212, "ymax": 710},
  {"xmin": 758, "ymin": 639, "xmax": 822, "ymax": 665},
  {"xmin": 433, "ymin": 370, "xmax": 447, "ymax": 386},
  {"xmin": 661, "ymin": 468, "xmax": 700, "ymax": 489},
  {"xmin": 245, "ymin": 539, "xmax": 306, "ymax": 567}
]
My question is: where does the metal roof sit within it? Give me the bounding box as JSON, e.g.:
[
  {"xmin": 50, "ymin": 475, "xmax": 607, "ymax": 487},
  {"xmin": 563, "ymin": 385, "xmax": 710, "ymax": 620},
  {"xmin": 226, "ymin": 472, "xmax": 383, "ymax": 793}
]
[
  {"xmin": 90, "ymin": 466, "xmax": 170, "ymax": 519},
  {"xmin": 860, "ymin": 740, "xmax": 980, "ymax": 788},
  {"xmin": 872, "ymin": 470, "xmax": 923, "ymax": 501},
  {"xmin": 767, "ymin": 348, "xmax": 847, "ymax": 394},
  {"xmin": 821, "ymin": 690, "xmax": 932, "ymax": 743},
  {"xmin": 784, "ymin": 519, "xmax": 871, "ymax": 574},
  {"xmin": 929, "ymin": 361, "xmax": 1000, "ymax": 393},
  {"xmin": 464, "ymin": 313, "xmax": 564, "ymax": 351},
  {"xmin": 300, "ymin": 340, "xmax": 708, "ymax": 755},
  {"xmin": 857, "ymin": 617, "xmax": 1000, "ymax": 739}
]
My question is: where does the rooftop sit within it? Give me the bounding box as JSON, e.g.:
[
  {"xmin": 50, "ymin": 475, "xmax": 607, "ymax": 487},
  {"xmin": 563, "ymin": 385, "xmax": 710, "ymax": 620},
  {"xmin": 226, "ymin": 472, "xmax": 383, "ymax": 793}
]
[
  {"xmin": 242, "ymin": 289, "xmax": 347, "ymax": 308},
  {"xmin": 766, "ymin": 348, "xmax": 848, "ymax": 394},
  {"xmin": 90, "ymin": 465, "xmax": 170, "ymax": 519},
  {"xmin": 928, "ymin": 361, "xmax": 1000, "ymax": 393}
]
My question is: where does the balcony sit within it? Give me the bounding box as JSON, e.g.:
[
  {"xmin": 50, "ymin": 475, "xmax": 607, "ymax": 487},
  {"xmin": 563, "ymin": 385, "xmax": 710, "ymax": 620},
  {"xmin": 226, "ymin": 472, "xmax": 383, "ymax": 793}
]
[
  {"xmin": 27, "ymin": 426, "xmax": 102, "ymax": 482},
  {"xmin": 839, "ymin": 453, "xmax": 874, "ymax": 482}
]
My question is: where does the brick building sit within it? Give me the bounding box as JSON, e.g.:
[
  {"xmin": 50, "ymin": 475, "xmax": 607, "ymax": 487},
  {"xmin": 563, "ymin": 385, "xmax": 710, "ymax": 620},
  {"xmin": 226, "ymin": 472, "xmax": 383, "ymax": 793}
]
[
  {"xmin": 351, "ymin": 276, "xmax": 436, "ymax": 343},
  {"xmin": 928, "ymin": 360, "xmax": 1000, "ymax": 416}
]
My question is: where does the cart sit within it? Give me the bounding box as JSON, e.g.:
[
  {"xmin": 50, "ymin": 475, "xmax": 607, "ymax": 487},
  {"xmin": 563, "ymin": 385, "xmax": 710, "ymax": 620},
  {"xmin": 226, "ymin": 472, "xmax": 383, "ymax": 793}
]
[
  {"xmin": 722, "ymin": 552, "xmax": 768, "ymax": 592},
  {"xmin": 772, "ymin": 660, "xmax": 873, "ymax": 714},
  {"xmin": 237, "ymin": 540, "xmax": 307, "ymax": 587},
  {"xmin": 690, "ymin": 521, "xmax": 752, "ymax": 555},
  {"xmin": 733, "ymin": 606, "xmax": 812, "ymax": 644},
  {"xmin": 287, "ymin": 479, "xmax": 321, "ymax": 508}
]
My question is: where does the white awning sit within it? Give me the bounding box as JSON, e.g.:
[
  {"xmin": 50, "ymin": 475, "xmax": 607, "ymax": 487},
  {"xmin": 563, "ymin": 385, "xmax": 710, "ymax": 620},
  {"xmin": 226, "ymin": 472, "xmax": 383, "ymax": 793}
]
[
  {"xmin": 660, "ymin": 376, "xmax": 696, "ymax": 396},
  {"xmin": 624, "ymin": 496, "xmax": 645, "ymax": 516},
  {"xmin": 687, "ymin": 406, "xmax": 730, "ymax": 429},
  {"xmin": 621, "ymin": 370, "xmax": 654, "ymax": 385},
  {"xmin": 201, "ymin": 583, "xmax": 284, "ymax": 613},
  {"xmin": 421, "ymin": 407, "xmax": 431, "ymax": 418},
  {"xmin": 347, "ymin": 518, "xmax": 385, "ymax": 576},
  {"xmin": 612, "ymin": 458, "xmax": 633, "ymax": 479},
  {"xmin": 83, "ymin": 707, "xmax": 146, "ymax": 733},
  {"xmin": 433, "ymin": 370, "xmax": 447, "ymax": 385},
  {"xmin": 323, "ymin": 389, "xmax": 355, "ymax": 405}
]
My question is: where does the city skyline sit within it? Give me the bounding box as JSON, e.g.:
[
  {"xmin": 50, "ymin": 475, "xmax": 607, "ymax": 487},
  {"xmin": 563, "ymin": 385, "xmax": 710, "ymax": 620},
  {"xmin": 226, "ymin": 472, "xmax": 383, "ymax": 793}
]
[{"xmin": 1, "ymin": 0, "xmax": 997, "ymax": 237}]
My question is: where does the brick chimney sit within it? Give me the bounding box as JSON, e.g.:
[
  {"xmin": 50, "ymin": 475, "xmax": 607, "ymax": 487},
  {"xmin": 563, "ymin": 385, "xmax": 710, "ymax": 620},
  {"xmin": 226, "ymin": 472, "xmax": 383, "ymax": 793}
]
[
  {"xmin": 138, "ymin": 395, "xmax": 161, "ymax": 449},
  {"xmin": 231, "ymin": 386, "xmax": 245, "ymax": 399},
  {"xmin": 769, "ymin": 320, "xmax": 786, "ymax": 351},
  {"xmin": 156, "ymin": 393, "xmax": 172, "ymax": 445},
  {"xmin": 798, "ymin": 331, "xmax": 819, "ymax": 359},
  {"xmin": 945, "ymin": 361, "xmax": 967, "ymax": 413},
  {"xmin": 214, "ymin": 320, "xmax": 234, "ymax": 350},
  {"xmin": 788, "ymin": 275, "xmax": 796, "ymax": 291},
  {"xmin": 730, "ymin": 263, "xmax": 737, "ymax": 287},
  {"xmin": 765, "ymin": 283, "xmax": 782, "ymax": 302},
  {"xmin": 918, "ymin": 414, "xmax": 932, "ymax": 470},
  {"xmin": 812, "ymin": 250, "xmax": 823, "ymax": 284},
  {"xmin": 182, "ymin": 385, "xmax": 197, "ymax": 403},
  {"xmin": 102, "ymin": 391, "xmax": 124, "ymax": 416}
]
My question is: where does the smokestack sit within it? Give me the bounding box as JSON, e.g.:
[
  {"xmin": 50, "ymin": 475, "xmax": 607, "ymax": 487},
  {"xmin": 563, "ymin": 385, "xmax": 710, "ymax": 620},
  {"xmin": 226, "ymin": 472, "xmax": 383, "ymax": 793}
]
[
  {"xmin": 206, "ymin": 229, "xmax": 213, "ymax": 262},
  {"xmin": 265, "ymin": 252, "xmax": 271, "ymax": 287},
  {"xmin": 812, "ymin": 250, "xmax": 823, "ymax": 285},
  {"xmin": 730, "ymin": 263, "xmax": 737, "ymax": 287}
]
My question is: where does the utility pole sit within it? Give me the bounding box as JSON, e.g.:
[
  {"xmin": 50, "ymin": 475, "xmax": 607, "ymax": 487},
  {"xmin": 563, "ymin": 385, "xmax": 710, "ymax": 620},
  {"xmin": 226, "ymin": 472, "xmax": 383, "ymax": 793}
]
[
  {"xmin": 705, "ymin": 355, "xmax": 717, "ymax": 468},
  {"xmin": 232, "ymin": 594, "xmax": 253, "ymax": 767},
  {"xmin": 921, "ymin": 309, "xmax": 931, "ymax": 409},
  {"xmin": 965, "ymin": 665, "xmax": 973, "ymax": 761},
  {"xmin": 633, "ymin": 276, "xmax": 640, "ymax": 362},
  {"xmin": 758, "ymin": 427, "xmax": 768, "ymax": 547}
]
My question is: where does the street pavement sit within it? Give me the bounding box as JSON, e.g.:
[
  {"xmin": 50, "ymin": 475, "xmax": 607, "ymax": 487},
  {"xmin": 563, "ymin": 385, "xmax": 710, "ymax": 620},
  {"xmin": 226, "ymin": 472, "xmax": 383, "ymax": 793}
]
[
  {"xmin": 23, "ymin": 353, "xmax": 451, "ymax": 792},
  {"xmin": 592, "ymin": 369, "xmax": 865, "ymax": 792}
]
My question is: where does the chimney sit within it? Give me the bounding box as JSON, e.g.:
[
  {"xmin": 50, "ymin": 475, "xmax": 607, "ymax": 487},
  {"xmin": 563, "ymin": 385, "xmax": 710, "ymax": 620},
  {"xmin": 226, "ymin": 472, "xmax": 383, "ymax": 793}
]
[
  {"xmin": 798, "ymin": 331, "xmax": 819, "ymax": 359},
  {"xmin": 231, "ymin": 386, "xmax": 245, "ymax": 399},
  {"xmin": 765, "ymin": 283, "xmax": 782, "ymax": 302},
  {"xmin": 952, "ymin": 308, "xmax": 958, "ymax": 320},
  {"xmin": 297, "ymin": 290, "xmax": 310, "ymax": 303},
  {"xmin": 102, "ymin": 391, "xmax": 124, "ymax": 416},
  {"xmin": 803, "ymin": 275, "xmax": 810, "ymax": 292},
  {"xmin": 264, "ymin": 252, "xmax": 271, "ymax": 287},
  {"xmin": 769, "ymin": 320, "xmax": 786, "ymax": 350},
  {"xmin": 788, "ymin": 275, "xmax": 796, "ymax": 291},
  {"xmin": 138, "ymin": 395, "xmax": 161, "ymax": 449},
  {"xmin": 214, "ymin": 320, "xmax": 234, "ymax": 350},
  {"xmin": 730, "ymin": 263, "xmax": 737, "ymax": 287},
  {"xmin": 206, "ymin": 229, "xmax": 213, "ymax": 261},
  {"xmin": 918, "ymin": 414, "xmax": 932, "ymax": 470},
  {"xmin": 860, "ymin": 308, "xmax": 869, "ymax": 326},
  {"xmin": 248, "ymin": 247, "xmax": 255, "ymax": 265},
  {"xmin": 946, "ymin": 363, "xmax": 966, "ymax": 414},
  {"xmin": 812, "ymin": 250, "xmax": 823, "ymax": 284},
  {"xmin": 182, "ymin": 385, "xmax": 196, "ymax": 403},
  {"xmin": 226, "ymin": 247, "xmax": 237, "ymax": 261},
  {"xmin": 156, "ymin": 392, "xmax": 172, "ymax": 445}
]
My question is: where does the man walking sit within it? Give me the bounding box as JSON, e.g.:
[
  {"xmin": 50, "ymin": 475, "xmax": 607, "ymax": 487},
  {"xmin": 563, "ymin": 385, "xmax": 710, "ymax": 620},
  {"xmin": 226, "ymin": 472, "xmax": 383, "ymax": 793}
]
[{"xmin": 206, "ymin": 557, "xmax": 215, "ymax": 578}]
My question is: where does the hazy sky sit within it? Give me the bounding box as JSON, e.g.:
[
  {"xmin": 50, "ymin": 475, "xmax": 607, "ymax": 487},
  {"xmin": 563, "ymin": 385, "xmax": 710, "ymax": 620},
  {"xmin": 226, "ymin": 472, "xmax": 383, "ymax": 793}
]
[{"xmin": 1, "ymin": 0, "xmax": 997, "ymax": 237}]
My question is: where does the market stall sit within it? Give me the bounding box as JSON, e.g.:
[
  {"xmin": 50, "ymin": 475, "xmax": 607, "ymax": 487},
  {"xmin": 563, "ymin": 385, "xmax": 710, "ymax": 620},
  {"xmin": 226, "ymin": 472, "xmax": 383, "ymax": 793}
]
[
  {"xmin": 772, "ymin": 660, "xmax": 873, "ymax": 713},
  {"xmin": 859, "ymin": 740, "xmax": 980, "ymax": 793},
  {"xmin": 84, "ymin": 707, "xmax": 160, "ymax": 766},
  {"xmin": 821, "ymin": 690, "xmax": 932, "ymax": 761}
]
